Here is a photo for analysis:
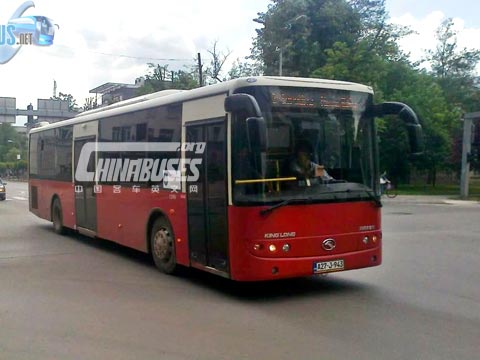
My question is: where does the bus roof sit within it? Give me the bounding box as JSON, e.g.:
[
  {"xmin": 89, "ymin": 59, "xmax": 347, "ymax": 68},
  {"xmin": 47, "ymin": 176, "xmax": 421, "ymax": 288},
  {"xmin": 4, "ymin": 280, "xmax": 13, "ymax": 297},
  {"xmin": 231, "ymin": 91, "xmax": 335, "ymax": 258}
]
[{"xmin": 30, "ymin": 76, "xmax": 373, "ymax": 134}]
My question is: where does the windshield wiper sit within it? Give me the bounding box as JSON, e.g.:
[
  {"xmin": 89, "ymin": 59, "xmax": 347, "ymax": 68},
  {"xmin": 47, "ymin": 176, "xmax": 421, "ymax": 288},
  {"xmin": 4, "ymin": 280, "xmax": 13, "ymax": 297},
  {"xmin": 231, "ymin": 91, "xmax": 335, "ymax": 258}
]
[
  {"xmin": 259, "ymin": 188, "xmax": 381, "ymax": 216},
  {"xmin": 260, "ymin": 198, "xmax": 313, "ymax": 216},
  {"xmin": 349, "ymin": 189, "xmax": 382, "ymax": 208},
  {"xmin": 313, "ymin": 187, "xmax": 382, "ymax": 208}
]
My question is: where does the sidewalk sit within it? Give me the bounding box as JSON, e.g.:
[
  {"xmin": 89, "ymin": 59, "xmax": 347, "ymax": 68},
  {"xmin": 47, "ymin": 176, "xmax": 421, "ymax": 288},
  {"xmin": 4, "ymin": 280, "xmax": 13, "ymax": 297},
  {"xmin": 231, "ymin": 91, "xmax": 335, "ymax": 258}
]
[{"xmin": 383, "ymin": 195, "xmax": 480, "ymax": 206}]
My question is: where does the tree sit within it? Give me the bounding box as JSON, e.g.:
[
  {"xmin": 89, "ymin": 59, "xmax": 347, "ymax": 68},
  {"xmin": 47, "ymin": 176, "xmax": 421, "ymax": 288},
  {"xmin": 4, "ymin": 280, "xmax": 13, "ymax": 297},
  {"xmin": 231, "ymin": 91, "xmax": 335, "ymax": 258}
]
[
  {"xmin": 203, "ymin": 40, "xmax": 232, "ymax": 84},
  {"xmin": 349, "ymin": 0, "xmax": 412, "ymax": 61},
  {"xmin": 0, "ymin": 123, "xmax": 25, "ymax": 161},
  {"xmin": 426, "ymin": 18, "xmax": 480, "ymax": 79},
  {"xmin": 136, "ymin": 42, "xmax": 235, "ymax": 95},
  {"xmin": 136, "ymin": 63, "xmax": 200, "ymax": 95},
  {"xmin": 378, "ymin": 67, "xmax": 461, "ymax": 185},
  {"xmin": 83, "ymin": 97, "xmax": 99, "ymax": 111},
  {"xmin": 228, "ymin": 58, "xmax": 263, "ymax": 79},
  {"xmin": 420, "ymin": 17, "xmax": 480, "ymax": 180},
  {"xmin": 311, "ymin": 40, "xmax": 388, "ymax": 89},
  {"xmin": 51, "ymin": 92, "xmax": 78, "ymax": 111},
  {"xmin": 136, "ymin": 63, "xmax": 173, "ymax": 95},
  {"xmin": 0, "ymin": 123, "xmax": 27, "ymax": 177},
  {"xmin": 251, "ymin": 0, "xmax": 367, "ymax": 76},
  {"xmin": 424, "ymin": 18, "xmax": 480, "ymax": 112},
  {"xmin": 170, "ymin": 70, "xmax": 199, "ymax": 90},
  {"xmin": 251, "ymin": 0, "xmax": 411, "ymax": 79}
]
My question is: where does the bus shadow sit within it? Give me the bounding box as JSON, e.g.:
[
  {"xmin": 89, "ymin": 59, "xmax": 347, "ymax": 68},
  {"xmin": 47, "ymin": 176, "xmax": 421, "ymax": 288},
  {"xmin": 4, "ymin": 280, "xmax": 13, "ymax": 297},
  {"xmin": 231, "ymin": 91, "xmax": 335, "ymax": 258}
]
[
  {"xmin": 35, "ymin": 224, "xmax": 153, "ymax": 268},
  {"xmin": 36, "ymin": 224, "xmax": 373, "ymax": 301},
  {"xmin": 178, "ymin": 268, "xmax": 372, "ymax": 302}
]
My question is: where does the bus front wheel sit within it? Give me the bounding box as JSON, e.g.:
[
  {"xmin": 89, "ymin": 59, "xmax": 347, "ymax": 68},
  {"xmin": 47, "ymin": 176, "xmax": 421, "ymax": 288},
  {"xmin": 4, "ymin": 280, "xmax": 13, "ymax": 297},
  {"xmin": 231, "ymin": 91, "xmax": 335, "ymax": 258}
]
[
  {"xmin": 52, "ymin": 198, "xmax": 67, "ymax": 235},
  {"xmin": 150, "ymin": 218, "xmax": 177, "ymax": 274}
]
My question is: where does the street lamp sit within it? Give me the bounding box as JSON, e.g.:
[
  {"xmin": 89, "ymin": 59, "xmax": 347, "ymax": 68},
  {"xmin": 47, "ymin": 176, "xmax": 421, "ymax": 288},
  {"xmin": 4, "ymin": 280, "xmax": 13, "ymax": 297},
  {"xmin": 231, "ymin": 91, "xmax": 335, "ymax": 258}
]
[
  {"xmin": 276, "ymin": 47, "xmax": 283, "ymax": 76},
  {"xmin": 278, "ymin": 14, "xmax": 307, "ymax": 76}
]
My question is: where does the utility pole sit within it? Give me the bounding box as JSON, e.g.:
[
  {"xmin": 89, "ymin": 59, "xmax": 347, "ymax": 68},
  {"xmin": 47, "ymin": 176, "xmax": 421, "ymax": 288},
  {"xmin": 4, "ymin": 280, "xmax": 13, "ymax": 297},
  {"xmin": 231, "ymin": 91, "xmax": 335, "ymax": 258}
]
[
  {"xmin": 460, "ymin": 112, "xmax": 480, "ymax": 198},
  {"xmin": 197, "ymin": 53, "xmax": 203, "ymax": 87},
  {"xmin": 279, "ymin": 48, "xmax": 283, "ymax": 76}
]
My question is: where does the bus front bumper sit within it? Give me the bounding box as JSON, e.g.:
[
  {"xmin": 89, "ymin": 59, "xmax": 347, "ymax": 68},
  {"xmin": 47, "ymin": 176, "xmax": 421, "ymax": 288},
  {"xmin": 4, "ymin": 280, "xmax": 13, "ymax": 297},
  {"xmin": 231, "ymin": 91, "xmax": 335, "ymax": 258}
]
[{"xmin": 230, "ymin": 247, "xmax": 381, "ymax": 281}]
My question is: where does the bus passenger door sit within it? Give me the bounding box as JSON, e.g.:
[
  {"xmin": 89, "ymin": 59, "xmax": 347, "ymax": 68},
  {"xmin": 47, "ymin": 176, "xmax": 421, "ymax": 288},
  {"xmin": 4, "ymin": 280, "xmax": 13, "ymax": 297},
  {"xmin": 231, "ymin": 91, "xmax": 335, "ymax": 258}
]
[
  {"xmin": 73, "ymin": 122, "xmax": 98, "ymax": 234},
  {"xmin": 186, "ymin": 120, "xmax": 229, "ymax": 273}
]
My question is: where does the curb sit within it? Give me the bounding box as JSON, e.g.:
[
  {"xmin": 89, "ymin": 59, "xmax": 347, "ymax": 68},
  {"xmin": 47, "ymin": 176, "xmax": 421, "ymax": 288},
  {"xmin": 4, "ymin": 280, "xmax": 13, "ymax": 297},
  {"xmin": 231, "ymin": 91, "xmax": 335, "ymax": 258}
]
[{"xmin": 383, "ymin": 195, "xmax": 479, "ymax": 206}]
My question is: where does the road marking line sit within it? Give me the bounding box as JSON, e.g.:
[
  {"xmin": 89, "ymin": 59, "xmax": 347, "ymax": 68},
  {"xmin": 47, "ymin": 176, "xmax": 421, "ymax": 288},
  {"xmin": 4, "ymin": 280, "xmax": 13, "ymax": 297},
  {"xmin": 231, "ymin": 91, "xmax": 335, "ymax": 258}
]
[{"xmin": 12, "ymin": 196, "xmax": 28, "ymax": 201}]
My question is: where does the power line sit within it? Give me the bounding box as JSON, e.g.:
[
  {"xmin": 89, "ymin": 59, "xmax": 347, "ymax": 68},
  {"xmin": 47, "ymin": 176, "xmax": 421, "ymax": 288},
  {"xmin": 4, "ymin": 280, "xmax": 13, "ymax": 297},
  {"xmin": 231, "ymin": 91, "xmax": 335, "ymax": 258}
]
[
  {"xmin": 88, "ymin": 50, "xmax": 194, "ymax": 62},
  {"xmin": 54, "ymin": 45, "xmax": 194, "ymax": 62}
]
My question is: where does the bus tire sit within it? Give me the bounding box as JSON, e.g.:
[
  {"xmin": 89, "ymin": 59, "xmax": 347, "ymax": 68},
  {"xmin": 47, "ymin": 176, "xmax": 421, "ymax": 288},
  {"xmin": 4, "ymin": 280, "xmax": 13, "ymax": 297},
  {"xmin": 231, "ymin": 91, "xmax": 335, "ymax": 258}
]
[
  {"xmin": 150, "ymin": 217, "xmax": 177, "ymax": 274},
  {"xmin": 52, "ymin": 198, "xmax": 67, "ymax": 235}
]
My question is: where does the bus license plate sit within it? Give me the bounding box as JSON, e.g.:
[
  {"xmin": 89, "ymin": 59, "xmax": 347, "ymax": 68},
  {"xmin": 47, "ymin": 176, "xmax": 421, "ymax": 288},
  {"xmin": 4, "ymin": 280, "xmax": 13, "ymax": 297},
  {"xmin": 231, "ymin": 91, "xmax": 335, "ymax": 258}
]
[{"xmin": 313, "ymin": 259, "xmax": 344, "ymax": 274}]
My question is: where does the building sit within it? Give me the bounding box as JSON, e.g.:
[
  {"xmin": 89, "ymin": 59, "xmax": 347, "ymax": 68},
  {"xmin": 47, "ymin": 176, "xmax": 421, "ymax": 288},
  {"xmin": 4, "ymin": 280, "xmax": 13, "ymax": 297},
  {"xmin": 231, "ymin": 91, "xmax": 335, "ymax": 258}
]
[
  {"xmin": 89, "ymin": 77, "xmax": 145, "ymax": 106},
  {"xmin": 0, "ymin": 97, "xmax": 78, "ymax": 130}
]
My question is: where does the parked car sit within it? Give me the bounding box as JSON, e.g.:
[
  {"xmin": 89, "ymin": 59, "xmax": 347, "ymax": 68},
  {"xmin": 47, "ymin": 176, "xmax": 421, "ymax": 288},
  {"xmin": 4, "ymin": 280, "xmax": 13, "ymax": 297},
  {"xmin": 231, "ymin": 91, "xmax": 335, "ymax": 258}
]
[{"xmin": 0, "ymin": 179, "xmax": 6, "ymax": 201}]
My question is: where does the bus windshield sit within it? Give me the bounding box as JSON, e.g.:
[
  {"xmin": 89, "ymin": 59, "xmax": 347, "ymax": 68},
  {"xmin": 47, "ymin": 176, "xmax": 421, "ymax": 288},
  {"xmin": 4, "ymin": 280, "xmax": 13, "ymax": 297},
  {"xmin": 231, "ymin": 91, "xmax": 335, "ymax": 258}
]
[{"xmin": 232, "ymin": 86, "xmax": 377, "ymax": 205}]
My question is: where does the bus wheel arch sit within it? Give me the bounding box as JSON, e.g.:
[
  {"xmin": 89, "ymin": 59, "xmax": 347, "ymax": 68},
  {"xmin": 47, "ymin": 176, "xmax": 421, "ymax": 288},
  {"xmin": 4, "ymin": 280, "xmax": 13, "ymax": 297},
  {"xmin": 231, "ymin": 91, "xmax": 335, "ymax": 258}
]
[
  {"xmin": 51, "ymin": 195, "xmax": 67, "ymax": 235},
  {"xmin": 147, "ymin": 210, "xmax": 177, "ymax": 274}
]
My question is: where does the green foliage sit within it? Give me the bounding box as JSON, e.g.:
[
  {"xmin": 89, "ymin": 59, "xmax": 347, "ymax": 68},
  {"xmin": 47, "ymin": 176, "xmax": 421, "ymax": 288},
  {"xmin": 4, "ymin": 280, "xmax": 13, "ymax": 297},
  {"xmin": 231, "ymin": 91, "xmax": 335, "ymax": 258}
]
[
  {"xmin": 228, "ymin": 58, "xmax": 263, "ymax": 79},
  {"xmin": 425, "ymin": 18, "xmax": 480, "ymax": 79},
  {"xmin": 251, "ymin": 0, "xmax": 410, "ymax": 77},
  {"xmin": 250, "ymin": 0, "xmax": 479, "ymax": 186},
  {"xmin": 51, "ymin": 92, "xmax": 78, "ymax": 111},
  {"xmin": 83, "ymin": 97, "xmax": 99, "ymax": 111},
  {"xmin": 0, "ymin": 160, "xmax": 27, "ymax": 173},
  {"xmin": 424, "ymin": 18, "xmax": 480, "ymax": 114},
  {"xmin": 136, "ymin": 63, "xmax": 200, "ymax": 95},
  {"xmin": 380, "ymin": 69, "xmax": 460, "ymax": 184},
  {"xmin": 137, "ymin": 41, "xmax": 240, "ymax": 95},
  {"xmin": 131, "ymin": 1, "xmax": 479, "ymax": 186},
  {"xmin": 0, "ymin": 123, "xmax": 27, "ymax": 163},
  {"xmin": 0, "ymin": 123, "xmax": 27, "ymax": 177},
  {"xmin": 251, "ymin": 0, "xmax": 362, "ymax": 76},
  {"xmin": 311, "ymin": 40, "xmax": 388, "ymax": 89},
  {"xmin": 172, "ymin": 70, "xmax": 199, "ymax": 90},
  {"xmin": 350, "ymin": 0, "xmax": 412, "ymax": 61}
]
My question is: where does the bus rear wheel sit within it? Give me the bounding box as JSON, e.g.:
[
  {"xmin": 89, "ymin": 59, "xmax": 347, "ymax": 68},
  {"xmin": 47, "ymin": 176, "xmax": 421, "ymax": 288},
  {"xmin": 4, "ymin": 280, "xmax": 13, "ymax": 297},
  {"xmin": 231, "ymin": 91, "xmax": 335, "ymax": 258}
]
[
  {"xmin": 150, "ymin": 218, "xmax": 177, "ymax": 274},
  {"xmin": 52, "ymin": 198, "xmax": 67, "ymax": 235}
]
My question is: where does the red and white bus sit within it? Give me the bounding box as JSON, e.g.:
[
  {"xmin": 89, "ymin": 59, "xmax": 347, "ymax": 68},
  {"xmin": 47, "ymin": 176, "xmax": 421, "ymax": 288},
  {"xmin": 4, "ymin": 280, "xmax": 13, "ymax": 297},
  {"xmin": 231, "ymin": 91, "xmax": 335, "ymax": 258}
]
[{"xmin": 28, "ymin": 76, "xmax": 422, "ymax": 281}]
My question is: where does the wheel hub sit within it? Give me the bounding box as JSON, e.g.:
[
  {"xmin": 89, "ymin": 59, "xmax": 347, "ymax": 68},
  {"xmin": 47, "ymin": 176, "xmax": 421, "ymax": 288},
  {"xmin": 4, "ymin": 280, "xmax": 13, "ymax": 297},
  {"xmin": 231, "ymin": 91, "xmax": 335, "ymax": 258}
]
[{"xmin": 153, "ymin": 229, "xmax": 172, "ymax": 261}]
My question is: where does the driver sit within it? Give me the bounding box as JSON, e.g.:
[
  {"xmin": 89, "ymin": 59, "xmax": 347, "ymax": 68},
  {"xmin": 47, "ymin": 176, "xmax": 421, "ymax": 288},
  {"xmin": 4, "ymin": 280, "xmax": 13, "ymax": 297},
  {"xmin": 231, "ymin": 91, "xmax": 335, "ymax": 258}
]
[{"xmin": 289, "ymin": 140, "xmax": 333, "ymax": 186}]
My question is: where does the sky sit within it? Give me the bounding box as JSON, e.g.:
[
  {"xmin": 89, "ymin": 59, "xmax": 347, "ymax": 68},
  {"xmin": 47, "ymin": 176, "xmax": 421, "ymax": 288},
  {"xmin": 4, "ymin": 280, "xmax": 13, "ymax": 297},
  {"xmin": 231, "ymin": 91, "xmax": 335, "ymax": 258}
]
[{"xmin": 1, "ymin": 0, "xmax": 480, "ymax": 126}]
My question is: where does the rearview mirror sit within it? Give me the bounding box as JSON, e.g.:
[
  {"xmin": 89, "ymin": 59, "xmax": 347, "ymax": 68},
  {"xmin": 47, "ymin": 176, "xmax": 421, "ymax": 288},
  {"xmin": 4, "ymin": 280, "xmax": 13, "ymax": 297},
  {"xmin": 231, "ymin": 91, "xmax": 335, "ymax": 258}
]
[
  {"xmin": 372, "ymin": 101, "xmax": 424, "ymax": 155},
  {"xmin": 406, "ymin": 124, "xmax": 424, "ymax": 155},
  {"xmin": 224, "ymin": 94, "xmax": 262, "ymax": 118}
]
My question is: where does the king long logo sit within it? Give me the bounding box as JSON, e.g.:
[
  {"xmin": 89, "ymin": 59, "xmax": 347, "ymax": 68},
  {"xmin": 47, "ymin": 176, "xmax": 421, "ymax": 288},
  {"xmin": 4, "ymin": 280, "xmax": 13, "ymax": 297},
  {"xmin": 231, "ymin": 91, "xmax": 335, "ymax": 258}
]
[{"xmin": 322, "ymin": 238, "xmax": 336, "ymax": 251}]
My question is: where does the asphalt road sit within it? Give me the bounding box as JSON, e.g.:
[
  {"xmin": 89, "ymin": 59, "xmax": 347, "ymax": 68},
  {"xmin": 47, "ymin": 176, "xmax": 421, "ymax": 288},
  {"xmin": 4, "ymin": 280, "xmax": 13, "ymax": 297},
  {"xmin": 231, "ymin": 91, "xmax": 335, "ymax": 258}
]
[{"xmin": 1, "ymin": 182, "xmax": 479, "ymax": 360}]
